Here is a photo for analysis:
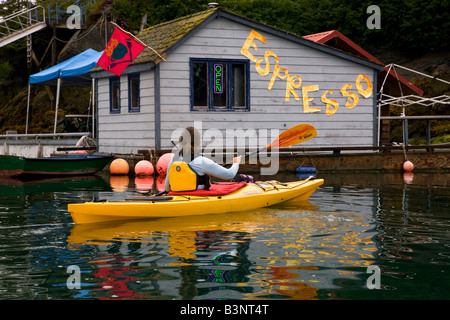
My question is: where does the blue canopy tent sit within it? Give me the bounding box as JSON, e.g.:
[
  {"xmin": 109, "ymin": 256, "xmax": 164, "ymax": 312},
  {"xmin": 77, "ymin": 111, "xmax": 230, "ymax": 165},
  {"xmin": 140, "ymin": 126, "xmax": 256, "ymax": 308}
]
[{"xmin": 27, "ymin": 49, "xmax": 104, "ymax": 134}]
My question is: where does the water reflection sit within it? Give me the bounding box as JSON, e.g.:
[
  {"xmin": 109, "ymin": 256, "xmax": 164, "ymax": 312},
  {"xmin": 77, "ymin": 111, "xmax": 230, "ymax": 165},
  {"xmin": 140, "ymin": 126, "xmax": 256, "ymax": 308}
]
[
  {"xmin": 67, "ymin": 192, "xmax": 378, "ymax": 300},
  {"xmin": 0, "ymin": 172, "xmax": 449, "ymax": 300}
]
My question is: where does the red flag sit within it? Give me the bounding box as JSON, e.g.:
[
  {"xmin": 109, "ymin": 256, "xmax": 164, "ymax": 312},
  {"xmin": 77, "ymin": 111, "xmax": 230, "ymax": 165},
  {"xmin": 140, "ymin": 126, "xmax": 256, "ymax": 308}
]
[{"xmin": 97, "ymin": 27, "xmax": 145, "ymax": 76}]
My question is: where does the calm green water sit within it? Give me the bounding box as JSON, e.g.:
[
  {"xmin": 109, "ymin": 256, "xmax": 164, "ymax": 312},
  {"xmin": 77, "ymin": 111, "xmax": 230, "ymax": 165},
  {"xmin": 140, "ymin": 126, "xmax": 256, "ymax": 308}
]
[{"xmin": 0, "ymin": 172, "xmax": 449, "ymax": 301}]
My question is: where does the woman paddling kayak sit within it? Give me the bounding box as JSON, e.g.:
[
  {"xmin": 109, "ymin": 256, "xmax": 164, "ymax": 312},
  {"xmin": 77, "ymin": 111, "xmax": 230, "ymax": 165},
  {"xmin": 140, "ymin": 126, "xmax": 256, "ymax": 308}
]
[
  {"xmin": 165, "ymin": 126, "xmax": 242, "ymax": 192},
  {"xmin": 67, "ymin": 123, "xmax": 323, "ymax": 224}
]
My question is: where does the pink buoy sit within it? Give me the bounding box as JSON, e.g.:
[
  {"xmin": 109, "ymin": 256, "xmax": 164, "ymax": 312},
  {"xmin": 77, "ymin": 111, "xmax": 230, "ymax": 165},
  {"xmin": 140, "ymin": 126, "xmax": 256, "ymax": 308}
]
[
  {"xmin": 135, "ymin": 176, "xmax": 154, "ymax": 193},
  {"xmin": 403, "ymin": 172, "xmax": 414, "ymax": 184},
  {"xmin": 110, "ymin": 158, "xmax": 130, "ymax": 175},
  {"xmin": 156, "ymin": 153, "xmax": 174, "ymax": 176},
  {"xmin": 134, "ymin": 160, "xmax": 154, "ymax": 176},
  {"xmin": 403, "ymin": 160, "xmax": 414, "ymax": 172}
]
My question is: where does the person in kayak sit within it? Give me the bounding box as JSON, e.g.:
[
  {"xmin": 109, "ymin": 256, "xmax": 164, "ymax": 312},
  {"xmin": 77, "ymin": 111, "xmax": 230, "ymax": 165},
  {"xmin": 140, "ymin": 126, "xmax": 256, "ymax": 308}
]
[{"xmin": 165, "ymin": 126, "xmax": 242, "ymax": 192}]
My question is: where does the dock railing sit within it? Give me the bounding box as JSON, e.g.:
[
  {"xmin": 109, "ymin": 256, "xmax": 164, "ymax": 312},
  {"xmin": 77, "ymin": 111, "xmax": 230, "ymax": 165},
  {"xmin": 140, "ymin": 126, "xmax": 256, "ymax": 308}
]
[
  {"xmin": 1, "ymin": 132, "xmax": 94, "ymax": 157},
  {"xmin": 377, "ymin": 64, "xmax": 450, "ymax": 147},
  {"xmin": 379, "ymin": 115, "xmax": 450, "ymax": 146},
  {"xmin": 0, "ymin": 132, "xmax": 91, "ymax": 140}
]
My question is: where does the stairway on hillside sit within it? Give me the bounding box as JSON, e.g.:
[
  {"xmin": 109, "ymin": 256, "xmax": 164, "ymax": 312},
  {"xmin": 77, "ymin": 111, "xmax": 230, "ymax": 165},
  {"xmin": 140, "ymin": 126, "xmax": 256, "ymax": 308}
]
[{"xmin": 0, "ymin": 6, "xmax": 47, "ymax": 48}]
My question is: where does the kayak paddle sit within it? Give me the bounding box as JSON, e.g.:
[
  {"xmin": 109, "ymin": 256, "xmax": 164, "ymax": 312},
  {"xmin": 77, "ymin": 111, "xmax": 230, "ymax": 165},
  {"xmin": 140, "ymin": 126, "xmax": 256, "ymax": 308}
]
[
  {"xmin": 225, "ymin": 123, "xmax": 317, "ymax": 165},
  {"xmin": 266, "ymin": 123, "xmax": 317, "ymax": 150}
]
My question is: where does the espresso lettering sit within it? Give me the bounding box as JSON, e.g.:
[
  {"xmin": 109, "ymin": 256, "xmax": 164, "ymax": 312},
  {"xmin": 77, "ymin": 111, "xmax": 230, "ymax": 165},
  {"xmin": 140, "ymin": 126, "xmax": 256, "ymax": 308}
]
[
  {"xmin": 321, "ymin": 90, "xmax": 339, "ymax": 116},
  {"xmin": 240, "ymin": 29, "xmax": 266, "ymax": 63},
  {"xmin": 268, "ymin": 64, "xmax": 288, "ymax": 91},
  {"xmin": 302, "ymin": 85, "xmax": 320, "ymax": 113},
  {"xmin": 340, "ymin": 83, "xmax": 359, "ymax": 108},
  {"xmin": 240, "ymin": 29, "xmax": 374, "ymax": 114},
  {"xmin": 255, "ymin": 50, "xmax": 279, "ymax": 76},
  {"xmin": 285, "ymin": 74, "xmax": 302, "ymax": 101},
  {"xmin": 355, "ymin": 74, "xmax": 373, "ymax": 98}
]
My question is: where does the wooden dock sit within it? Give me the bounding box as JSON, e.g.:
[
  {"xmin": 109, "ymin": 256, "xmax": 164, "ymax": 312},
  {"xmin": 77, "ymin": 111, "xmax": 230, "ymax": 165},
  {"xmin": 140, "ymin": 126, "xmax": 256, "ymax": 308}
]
[
  {"xmin": 272, "ymin": 147, "xmax": 450, "ymax": 173},
  {"xmin": 137, "ymin": 145, "xmax": 450, "ymax": 174}
]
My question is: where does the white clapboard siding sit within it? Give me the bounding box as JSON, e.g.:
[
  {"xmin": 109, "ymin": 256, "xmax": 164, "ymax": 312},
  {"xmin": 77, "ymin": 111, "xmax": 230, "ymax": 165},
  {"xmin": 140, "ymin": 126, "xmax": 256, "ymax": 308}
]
[
  {"xmin": 157, "ymin": 18, "xmax": 375, "ymax": 150},
  {"xmin": 97, "ymin": 72, "xmax": 155, "ymax": 153},
  {"xmin": 96, "ymin": 16, "xmax": 377, "ymax": 154}
]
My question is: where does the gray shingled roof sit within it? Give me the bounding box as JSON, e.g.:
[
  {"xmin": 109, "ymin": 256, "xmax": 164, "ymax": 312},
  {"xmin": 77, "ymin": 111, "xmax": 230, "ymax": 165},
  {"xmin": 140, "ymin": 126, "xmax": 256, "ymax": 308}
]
[
  {"xmin": 132, "ymin": 6, "xmax": 382, "ymax": 70},
  {"xmin": 132, "ymin": 7, "xmax": 218, "ymax": 65}
]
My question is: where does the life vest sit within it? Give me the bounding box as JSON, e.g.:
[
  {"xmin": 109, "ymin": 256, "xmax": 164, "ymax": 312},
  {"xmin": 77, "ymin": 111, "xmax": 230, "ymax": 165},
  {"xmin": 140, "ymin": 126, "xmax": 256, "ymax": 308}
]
[{"xmin": 168, "ymin": 160, "xmax": 211, "ymax": 192}]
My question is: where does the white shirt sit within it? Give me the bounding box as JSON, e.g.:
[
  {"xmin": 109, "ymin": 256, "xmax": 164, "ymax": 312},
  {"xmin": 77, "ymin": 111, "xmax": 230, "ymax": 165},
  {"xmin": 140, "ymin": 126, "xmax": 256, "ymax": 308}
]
[{"xmin": 165, "ymin": 156, "xmax": 239, "ymax": 191}]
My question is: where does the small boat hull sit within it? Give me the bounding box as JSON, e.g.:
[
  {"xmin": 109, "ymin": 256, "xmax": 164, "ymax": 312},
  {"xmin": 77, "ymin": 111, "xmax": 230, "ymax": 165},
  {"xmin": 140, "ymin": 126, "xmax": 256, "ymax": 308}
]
[
  {"xmin": 23, "ymin": 154, "xmax": 114, "ymax": 176},
  {"xmin": 68, "ymin": 179, "xmax": 324, "ymax": 224},
  {"xmin": 0, "ymin": 154, "xmax": 113, "ymax": 177},
  {"xmin": 0, "ymin": 155, "xmax": 26, "ymax": 176}
]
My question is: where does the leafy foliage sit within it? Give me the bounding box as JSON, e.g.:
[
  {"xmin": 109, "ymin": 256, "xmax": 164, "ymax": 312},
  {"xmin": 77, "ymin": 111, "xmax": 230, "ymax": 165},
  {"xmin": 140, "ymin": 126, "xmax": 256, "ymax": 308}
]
[{"xmin": 108, "ymin": 0, "xmax": 449, "ymax": 56}]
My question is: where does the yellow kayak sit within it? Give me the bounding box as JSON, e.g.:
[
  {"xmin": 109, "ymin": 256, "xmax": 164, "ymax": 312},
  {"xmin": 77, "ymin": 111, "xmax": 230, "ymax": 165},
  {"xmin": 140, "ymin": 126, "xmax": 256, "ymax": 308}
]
[{"xmin": 68, "ymin": 178, "xmax": 324, "ymax": 224}]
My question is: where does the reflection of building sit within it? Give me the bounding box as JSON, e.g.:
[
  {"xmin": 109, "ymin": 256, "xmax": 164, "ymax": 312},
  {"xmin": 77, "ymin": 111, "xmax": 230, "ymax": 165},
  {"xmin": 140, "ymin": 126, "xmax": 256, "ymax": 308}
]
[
  {"xmin": 68, "ymin": 184, "xmax": 380, "ymax": 299},
  {"xmin": 69, "ymin": 219, "xmax": 254, "ymax": 299},
  {"xmin": 179, "ymin": 230, "xmax": 253, "ymax": 300},
  {"xmin": 91, "ymin": 6, "xmax": 383, "ymax": 154},
  {"xmin": 94, "ymin": 256, "xmax": 145, "ymax": 299}
]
